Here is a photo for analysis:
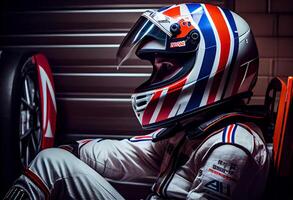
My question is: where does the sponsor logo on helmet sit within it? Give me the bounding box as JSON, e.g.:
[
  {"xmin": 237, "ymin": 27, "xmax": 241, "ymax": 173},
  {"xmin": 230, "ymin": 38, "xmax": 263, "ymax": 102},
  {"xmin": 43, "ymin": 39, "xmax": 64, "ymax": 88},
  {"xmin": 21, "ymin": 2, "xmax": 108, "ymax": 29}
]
[
  {"xmin": 158, "ymin": 16, "xmax": 171, "ymax": 24},
  {"xmin": 158, "ymin": 18, "xmax": 171, "ymax": 24},
  {"xmin": 170, "ymin": 40, "xmax": 186, "ymax": 48}
]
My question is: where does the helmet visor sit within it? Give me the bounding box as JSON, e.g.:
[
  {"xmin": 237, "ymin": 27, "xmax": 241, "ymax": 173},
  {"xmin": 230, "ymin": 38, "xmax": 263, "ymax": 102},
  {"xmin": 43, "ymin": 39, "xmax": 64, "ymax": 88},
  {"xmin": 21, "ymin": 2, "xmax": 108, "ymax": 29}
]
[
  {"xmin": 116, "ymin": 11, "xmax": 171, "ymax": 67},
  {"xmin": 135, "ymin": 53, "xmax": 196, "ymax": 92}
]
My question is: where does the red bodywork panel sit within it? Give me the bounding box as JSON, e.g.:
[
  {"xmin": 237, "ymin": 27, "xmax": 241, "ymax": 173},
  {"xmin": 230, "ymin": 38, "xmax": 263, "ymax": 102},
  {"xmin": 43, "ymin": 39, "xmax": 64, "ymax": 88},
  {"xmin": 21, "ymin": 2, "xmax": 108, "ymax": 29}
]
[
  {"xmin": 273, "ymin": 76, "xmax": 293, "ymax": 176},
  {"xmin": 33, "ymin": 54, "xmax": 57, "ymax": 149}
]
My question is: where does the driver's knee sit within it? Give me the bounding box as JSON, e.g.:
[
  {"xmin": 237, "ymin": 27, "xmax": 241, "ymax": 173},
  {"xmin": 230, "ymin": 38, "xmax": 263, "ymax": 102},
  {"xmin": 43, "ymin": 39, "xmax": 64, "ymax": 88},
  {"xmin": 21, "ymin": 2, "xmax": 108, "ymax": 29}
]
[
  {"xmin": 29, "ymin": 148, "xmax": 78, "ymax": 173},
  {"xmin": 33, "ymin": 148, "xmax": 68, "ymax": 163}
]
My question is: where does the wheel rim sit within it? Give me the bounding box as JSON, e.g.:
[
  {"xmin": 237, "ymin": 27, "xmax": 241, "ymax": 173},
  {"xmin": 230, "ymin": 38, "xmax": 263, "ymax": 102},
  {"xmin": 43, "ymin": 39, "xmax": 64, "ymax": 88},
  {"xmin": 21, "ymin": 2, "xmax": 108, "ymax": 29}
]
[{"xmin": 19, "ymin": 59, "xmax": 42, "ymax": 167}]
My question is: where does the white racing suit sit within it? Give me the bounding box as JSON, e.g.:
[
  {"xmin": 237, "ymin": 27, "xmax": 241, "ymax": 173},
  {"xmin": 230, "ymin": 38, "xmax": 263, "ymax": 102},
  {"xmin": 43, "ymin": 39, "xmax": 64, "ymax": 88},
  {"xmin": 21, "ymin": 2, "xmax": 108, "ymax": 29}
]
[{"xmin": 6, "ymin": 122, "xmax": 269, "ymax": 200}]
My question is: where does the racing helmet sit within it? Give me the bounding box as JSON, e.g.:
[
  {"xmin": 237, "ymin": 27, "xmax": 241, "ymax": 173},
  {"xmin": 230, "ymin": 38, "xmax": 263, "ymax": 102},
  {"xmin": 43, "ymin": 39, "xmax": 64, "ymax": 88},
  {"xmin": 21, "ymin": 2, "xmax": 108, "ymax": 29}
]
[{"xmin": 117, "ymin": 3, "xmax": 259, "ymax": 130}]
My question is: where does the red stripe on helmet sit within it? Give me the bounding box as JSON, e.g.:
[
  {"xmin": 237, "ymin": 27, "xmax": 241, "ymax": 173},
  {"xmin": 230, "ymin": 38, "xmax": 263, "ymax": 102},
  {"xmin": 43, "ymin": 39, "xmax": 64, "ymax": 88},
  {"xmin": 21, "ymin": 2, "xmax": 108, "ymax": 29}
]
[
  {"xmin": 155, "ymin": 77, "xmax": 187, "ymax": 123},
  {"xmin": 205, "ymin": 5, "xmax": 231, "ymax": 104},
  {"xmin": 226, "ymin": 124, "xmax": 235, "ymax": 143},
  {"xmin": 142, "ymin": 90, "xmax": 162, "ymax": 126},
  {"xmin": 163, "ymin": 5, "xmax": 181, "ymax": 19}
]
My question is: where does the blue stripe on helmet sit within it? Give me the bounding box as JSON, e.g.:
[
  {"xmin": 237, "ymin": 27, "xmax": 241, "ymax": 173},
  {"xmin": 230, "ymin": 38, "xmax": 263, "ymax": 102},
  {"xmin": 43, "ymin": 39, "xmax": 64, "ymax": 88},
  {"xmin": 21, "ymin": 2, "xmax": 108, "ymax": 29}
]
[
  {"xmin": 222, "ymin": 126, "xmax": 228, "ymax": 142},
  {"xmin": 185, "ymin": 8, "xmax": 216, "ymax": 111},
  {"xmin": 221, "ymin": 8, "xmax": 239, "ymax": 97},
  {"xmin": 222, "ymin": 8, "xmax": 239, "ymax": 70},
  {"xmin": 196, "ymin": 9, "xmax": 216, "ymax": 80},
  {"xmin": 231, "ymin": 124, "xmax": 238, "ymax": 143},
  {"xmin": 186, "ymin": 3, "xmax": 201, "ymax": 13},
  {"xmin": 185, "ymin": 77, "xmax": 209, "ymax": 111}
]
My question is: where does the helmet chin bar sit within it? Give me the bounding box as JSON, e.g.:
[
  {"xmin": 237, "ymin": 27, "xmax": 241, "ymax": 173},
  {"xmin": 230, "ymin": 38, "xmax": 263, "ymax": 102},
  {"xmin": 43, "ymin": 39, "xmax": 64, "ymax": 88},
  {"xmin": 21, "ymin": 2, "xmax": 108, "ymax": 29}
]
[{"xmin": 140, "ymin": 92, "xmax": 252, "ymax": 130}]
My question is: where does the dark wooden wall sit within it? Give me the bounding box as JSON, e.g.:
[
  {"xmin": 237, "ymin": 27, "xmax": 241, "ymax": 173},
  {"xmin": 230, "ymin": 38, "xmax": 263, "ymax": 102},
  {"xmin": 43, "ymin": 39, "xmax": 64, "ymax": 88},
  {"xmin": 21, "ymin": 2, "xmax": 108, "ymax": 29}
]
[{"xmin": 0, "ymin": 0, "xmax": 232, "ymax": 142}]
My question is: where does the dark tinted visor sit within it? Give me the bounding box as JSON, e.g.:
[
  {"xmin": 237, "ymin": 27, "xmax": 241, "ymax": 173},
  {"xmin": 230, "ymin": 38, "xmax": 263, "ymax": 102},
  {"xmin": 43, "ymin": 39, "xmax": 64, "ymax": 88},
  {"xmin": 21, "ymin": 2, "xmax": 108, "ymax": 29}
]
[
  {"xmin": 135, "ymin": 53, "xmax": 196, "ymax": 92},
  {"xmin": 116, "ymin": 16, "xmax": 168, "ymax": 66}
]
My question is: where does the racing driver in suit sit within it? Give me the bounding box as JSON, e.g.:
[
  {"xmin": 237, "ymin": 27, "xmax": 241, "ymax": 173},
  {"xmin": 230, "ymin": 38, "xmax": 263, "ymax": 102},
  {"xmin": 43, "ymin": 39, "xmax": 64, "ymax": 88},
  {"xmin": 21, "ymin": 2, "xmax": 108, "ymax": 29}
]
[{"xmin": 5, "ymin": 3, "xmax": 269, "ymax": 200}]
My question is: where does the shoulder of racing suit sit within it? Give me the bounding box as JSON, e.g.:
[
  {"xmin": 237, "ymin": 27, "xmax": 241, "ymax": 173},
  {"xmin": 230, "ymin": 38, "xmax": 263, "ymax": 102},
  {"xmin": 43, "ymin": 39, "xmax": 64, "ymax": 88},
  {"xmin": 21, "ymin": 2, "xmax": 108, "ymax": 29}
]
[{"xmin": 196, "ymin": 122, "xmax": 268, "ymax": 166}]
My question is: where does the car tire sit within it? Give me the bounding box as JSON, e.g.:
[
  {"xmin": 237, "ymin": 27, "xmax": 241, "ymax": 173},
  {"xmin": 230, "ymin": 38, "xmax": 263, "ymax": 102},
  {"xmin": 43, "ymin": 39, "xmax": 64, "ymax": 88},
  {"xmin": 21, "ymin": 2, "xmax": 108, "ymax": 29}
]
[{"xmin": 0, "ymin": 50, "xmax": 43, "ymax": 197}]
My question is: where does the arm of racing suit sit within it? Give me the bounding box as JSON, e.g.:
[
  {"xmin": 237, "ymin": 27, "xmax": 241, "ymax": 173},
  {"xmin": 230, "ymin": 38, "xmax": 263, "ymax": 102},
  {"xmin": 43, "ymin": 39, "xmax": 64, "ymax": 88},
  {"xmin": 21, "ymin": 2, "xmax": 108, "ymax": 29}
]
[
  {"xmin": 187, "ymin": 127, "xmax": 269, "ymax": 200},
  {"xmin": 77, "ymin": 134, "xmax": 167, "ymax": 182},
  {"xmin": 187, "ymin": 145, "xmax": 257, "ymax": 200}
]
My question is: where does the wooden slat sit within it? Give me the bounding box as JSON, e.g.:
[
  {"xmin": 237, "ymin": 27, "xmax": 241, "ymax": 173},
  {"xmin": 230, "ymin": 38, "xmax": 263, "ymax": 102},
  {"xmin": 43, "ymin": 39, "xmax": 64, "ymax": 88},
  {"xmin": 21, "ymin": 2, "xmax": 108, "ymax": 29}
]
[
  {"xmin": 1, "ymin": 10, "xmax": 143, "ymax": 34},
  {"xmin": 56, "ymin": 98, "xmax": 142, "ymax": 134},
  {"xmin": 0, "ymin": 33, "xmax": 126, "ymax": 45},
  {"xmin": 1, "ymin": 1, "xmax": 227, "ymax": 11},
  {"xmin": 53, "ymin": 73, "xmax": 150, "ymax": 94},
  {"xmin": 1, "ymin": 46, "xmax": 144, "ymax": 66},
  {"xmin": 51, "ymin": 65, "xmax": 152, "ymax": 73}
]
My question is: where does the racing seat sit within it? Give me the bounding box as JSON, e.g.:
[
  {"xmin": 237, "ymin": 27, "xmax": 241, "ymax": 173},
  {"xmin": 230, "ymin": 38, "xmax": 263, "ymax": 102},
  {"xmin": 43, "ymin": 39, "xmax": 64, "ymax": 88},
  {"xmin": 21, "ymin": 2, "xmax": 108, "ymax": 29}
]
[{"xmin": 264, "ymin": 76, "xmax": 293, "ymax": 199}]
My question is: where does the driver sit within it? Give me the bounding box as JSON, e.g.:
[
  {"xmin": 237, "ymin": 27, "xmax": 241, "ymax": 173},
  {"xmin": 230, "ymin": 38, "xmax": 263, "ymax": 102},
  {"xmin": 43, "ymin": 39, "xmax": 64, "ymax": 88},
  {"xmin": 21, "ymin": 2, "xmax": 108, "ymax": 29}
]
[{"xmin": 5, "ymin": 3, "xmax": 269, "ymax": 200}]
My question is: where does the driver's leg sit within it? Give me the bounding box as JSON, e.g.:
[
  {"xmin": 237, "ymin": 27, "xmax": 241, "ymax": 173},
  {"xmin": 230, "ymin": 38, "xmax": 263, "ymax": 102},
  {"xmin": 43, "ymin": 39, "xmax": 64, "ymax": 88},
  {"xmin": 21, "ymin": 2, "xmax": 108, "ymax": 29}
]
[{"xmin": 4, "ymin": 148, "xmax": 125, "ymax": 200}]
